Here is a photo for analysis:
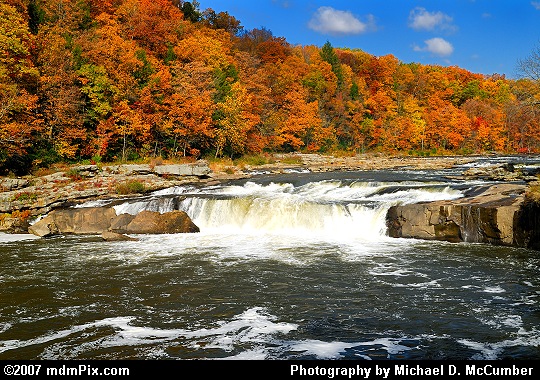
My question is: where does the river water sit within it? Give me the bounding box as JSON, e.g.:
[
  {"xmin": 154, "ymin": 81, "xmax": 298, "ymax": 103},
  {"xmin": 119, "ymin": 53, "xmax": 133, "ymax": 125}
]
[{"xmin": 1, "ymin": 156, "xmax": 540, "ymax": 360}]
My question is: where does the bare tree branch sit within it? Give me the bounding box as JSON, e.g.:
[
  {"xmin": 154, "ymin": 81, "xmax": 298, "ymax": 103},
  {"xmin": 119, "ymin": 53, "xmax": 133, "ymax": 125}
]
[{"xmin": 517, "ymin": 43, "xmax": 540, "ymax": 82}]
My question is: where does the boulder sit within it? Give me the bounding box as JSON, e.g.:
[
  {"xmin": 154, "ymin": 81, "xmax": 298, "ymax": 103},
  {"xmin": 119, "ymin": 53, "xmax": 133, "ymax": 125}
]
[
  {"xmin": 102, "ymin": 231, "xmax": 138, "ymax": 241},
  {"xmin": 28, "ymin": 206, "xmax": 200, "ymax": 237},
  {"xmin": 112, "ymin": 210, "xmax": 200, "ymax": 234},
  {"xmin": 29, "ymin": 207, "xmax": 117, "ymax": 237},
  {"xmin": 516, "ymin": 201, "xmax": 540, "ymax": 250},
  {"xmin": 386, "ymin": 184, "xmax": 540, "ymax": 250},
  {"xmin": 109, "ymin": 213, "xmax": 135, "ymax": 231},
  {"xmin": 104, "ymin": 161, "xmax": 211, "ymax": 178},
  {"xmin": 153, "ymin": 161, "xmax": 211, "ymax": 177}
]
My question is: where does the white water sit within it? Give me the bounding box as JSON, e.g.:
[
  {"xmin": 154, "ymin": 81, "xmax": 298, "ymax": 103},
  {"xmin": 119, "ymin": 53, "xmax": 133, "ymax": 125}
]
[
  {"xmin": 111, "ymin": 180, "xmax": 464, "ymax": 241},
  {"xmin": 2, "ymin": 165, "xmax": 540, "ymax": 360},
  {"xmin": 0, "ymin": 233, "xmax": 39, "ymax": 242}
]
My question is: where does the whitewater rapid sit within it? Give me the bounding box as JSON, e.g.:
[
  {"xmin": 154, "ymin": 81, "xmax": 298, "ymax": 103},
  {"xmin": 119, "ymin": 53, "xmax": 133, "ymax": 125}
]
[
  {"xmin": 2, "ymin": 163, "xmax": 540, "ymax": 360},
  {"xmin": 109, "ymin": 179, "xmax": 465, "ymax": 241}
]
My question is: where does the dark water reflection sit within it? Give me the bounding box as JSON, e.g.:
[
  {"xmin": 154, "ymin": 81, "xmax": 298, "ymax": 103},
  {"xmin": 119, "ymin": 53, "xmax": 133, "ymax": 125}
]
[{"xmin": 1, "ymin": 234, "xmax": 539, "ymax": 360}]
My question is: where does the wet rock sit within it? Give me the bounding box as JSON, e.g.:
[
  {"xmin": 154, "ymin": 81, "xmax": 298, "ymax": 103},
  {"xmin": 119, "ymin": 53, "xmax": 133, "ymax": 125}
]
[
  {"xmin": 109, "ymin": 213, "xmax": 135, "ymax": 232},
  {"xmin": 113, "ymin": 210, "xmax": 200, "ymax": 234},
  {"xmin": 101, "ymin": 231, "xmax": 138, "ymax": 241},
  {"xmin": 28, "ymin": 207, "xmax": 200, "ymax": 237},
  {"xmin": 28, "ymin": 207, "xmax": 118, "ymax": 237},
  {"xmin": 386, "ymin": 184, "xmax": 540, "ymax": 250}
]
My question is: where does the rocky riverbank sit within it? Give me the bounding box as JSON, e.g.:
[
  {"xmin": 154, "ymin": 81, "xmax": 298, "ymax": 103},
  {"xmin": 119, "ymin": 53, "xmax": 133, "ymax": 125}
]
[
  {"xmin": 1, "ymin": 153, "xmax": 539, "ymax": 248},
  {"xmin": 0, "ymin": 153, "xmax": 480, "ymax": 230},
  {"xmin": 0, "ymin": 160, "xmax": 213, "ymax": 233}
]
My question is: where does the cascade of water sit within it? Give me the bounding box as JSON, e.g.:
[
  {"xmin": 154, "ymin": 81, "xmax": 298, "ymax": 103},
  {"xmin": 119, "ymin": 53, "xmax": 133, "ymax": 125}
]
[
  {"xmin": 180, "ymin": 196, "xmax": 390, "ymax": 239},
  {"xmin": 461, "ymin": 206, "xmax": 483, "ymax": 242},
  {"xmin": 109, "ymin": 180, "xmax": 464, "ymax": 240}
]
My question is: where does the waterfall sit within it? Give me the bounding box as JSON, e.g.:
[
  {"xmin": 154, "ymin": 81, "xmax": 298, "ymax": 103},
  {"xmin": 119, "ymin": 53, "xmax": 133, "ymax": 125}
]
[
  {"xmin": 180, "ymin": 196, "xmax": 390, "ymax": 239},
  {"xmin": 461, "ymin": 206, "xmax": 482, "ymax": 242},
  {"xmin": 110, "ymin": 180, "xmax": 464, "ymax": 240}
]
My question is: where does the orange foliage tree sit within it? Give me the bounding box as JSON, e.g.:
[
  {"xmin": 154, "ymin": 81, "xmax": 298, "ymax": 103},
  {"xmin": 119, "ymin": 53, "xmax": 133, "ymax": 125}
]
[
  {"xmin": 2, "ymin": 0, "xmax": 540, "ymax": 175},
  {"xmin": 0, "ymin": 2, "xmax": 43, "ymax": 173}
]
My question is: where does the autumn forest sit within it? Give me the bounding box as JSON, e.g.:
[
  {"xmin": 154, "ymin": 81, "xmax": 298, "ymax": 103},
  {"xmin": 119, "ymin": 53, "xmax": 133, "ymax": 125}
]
[{"xmin": 1, "ymin": 0, "xmax": 540, "ymax": 175}]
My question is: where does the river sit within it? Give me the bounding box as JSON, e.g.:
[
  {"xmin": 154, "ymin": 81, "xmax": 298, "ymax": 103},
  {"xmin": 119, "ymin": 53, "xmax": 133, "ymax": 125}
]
[{"xmin": 1, "ymin": 156, "xmax": 539, "ymax": 360}]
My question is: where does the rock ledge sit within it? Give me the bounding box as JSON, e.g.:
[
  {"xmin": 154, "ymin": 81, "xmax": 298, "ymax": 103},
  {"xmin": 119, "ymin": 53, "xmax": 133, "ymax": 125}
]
[{"xmin": 386, "ymin": 184, "xmax": 540, "ymax": 250}]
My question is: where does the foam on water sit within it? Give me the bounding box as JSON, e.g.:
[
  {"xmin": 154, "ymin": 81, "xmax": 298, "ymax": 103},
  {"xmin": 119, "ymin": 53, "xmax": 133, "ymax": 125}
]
[
  {"xmin": 0, "ymin": 233, "xmax": 39, "ymax": 243},
  {"xmin": 0, "ymin": 307, "xmax": 298, "ymax": 359},
  {"xmin": 110, "ymin": 180, "xmax": 465, "ymax": 243},
  {"xmin": 483, "ymin": 286, "xmax": 506, "ymax": 293},
  {"xmin": 458, "ymin": 328, "xmax": 540, "ymax": 360},
  {"xmin": 0, "ymin": 307, "xmax": 469, "ymax": 359}
]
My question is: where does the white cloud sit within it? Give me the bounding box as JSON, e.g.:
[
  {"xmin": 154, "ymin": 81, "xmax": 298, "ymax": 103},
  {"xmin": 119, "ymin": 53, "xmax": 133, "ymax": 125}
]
[
  {"xmin": 308, "ymin": 6, "xmax": 373, "ymax": 35},
  {"xmin": 408, "ymin": 7, "xmax": 455, "ymax": 32},
  {"xmin": 532, "ymin": 1, "xmax": 540, "ymax": 10},
  {"xmin": 414, "ymin": 37, "xmax": 454, "ymax": 57}
]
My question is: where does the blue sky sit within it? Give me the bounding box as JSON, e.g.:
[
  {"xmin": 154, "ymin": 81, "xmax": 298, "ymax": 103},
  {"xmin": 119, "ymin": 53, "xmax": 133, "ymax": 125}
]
[{"xmin": 196, "ymin": 0, "xmax": 540, "ymax": 78}]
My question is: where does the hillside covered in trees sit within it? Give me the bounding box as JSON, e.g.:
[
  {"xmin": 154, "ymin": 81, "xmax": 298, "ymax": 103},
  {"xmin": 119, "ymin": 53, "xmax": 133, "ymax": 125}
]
[{"xmin": 1, "ymin": 0, "xmax": 540, "ymax": 175}]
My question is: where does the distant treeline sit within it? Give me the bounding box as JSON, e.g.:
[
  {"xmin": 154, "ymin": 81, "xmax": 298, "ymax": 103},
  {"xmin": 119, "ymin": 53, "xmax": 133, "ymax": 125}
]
[{"xmin": 1, "ymin": 0, "xmax": 540, "ymax": 174}]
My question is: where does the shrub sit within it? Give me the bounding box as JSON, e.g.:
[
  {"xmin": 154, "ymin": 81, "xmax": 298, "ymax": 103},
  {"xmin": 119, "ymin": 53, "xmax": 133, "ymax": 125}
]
[
  {"xmin": 234, "ymin": 154, "xmax": 273, "ymax": 166},
  {"xmin": 65, "ymin": 168, "xmax": 83, "ymax": 181},
  {"xmin": 11, "ymin": 192, "xmax": 38, "ymax": 203},
  {"xmin": 115, "ymin": 180, "xmax": 146, "ymax": 195},
  {"xmin": 280, "ymin": 155, "xmax": 303, "ymax": 165},
  {"xmin": 525, "ymin": 182, "xmax": 540, "ymax": 204}
]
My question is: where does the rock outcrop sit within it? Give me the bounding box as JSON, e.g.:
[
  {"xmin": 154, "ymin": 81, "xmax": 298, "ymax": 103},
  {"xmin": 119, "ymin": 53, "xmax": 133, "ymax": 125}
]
[
  {"xmin": 109, "ymin": 210, "xmax": 200, "ymax": 234},
  {"xmin": 101, "ymin": 231, "xmax": 139, "ymax": 241},
  {"xmin": 460, "ymin": 163, "xmax": 540, "ymax": 182},
  {"xmin": 386, "ymin": 184, "xmax": 540, "ymax": 250},
  {"xmin": 28, "ymin": 207, "xmax": 118, "ymax": 237},
  {"xmin": 0, "ymin": 160, "xmax": 213, "ymax": 225},
  {"xmin": 28, "ymin": 207, "xmax": 199, "ymax": 237}
]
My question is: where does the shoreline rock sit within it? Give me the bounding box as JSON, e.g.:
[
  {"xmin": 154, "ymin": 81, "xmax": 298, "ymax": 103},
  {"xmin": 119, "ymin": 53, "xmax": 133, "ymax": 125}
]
[
  {"xmin": 386, "ymin": 184, "xmax": 540, "ymax": 250},
  {"xmin": 28, "ymin": 207, "xmax": 200, "ymax": 237},
  {"xmin": 0, "ymin": 160, "xmax": 214, "ymax": 233},
  {"xmin": 101, "ymin": 231, "xmax": 139, "ymax": 242}
]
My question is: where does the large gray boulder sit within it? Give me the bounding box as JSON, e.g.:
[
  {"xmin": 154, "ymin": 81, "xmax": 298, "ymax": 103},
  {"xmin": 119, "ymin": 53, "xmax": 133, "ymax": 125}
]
[
  {"xmin": 105, "ymin": 161, "xmax": 211, "ymax": 178},
  {"xmin": 386, "ymin": 184, "xmax": 540, "ymax": 250},
  {"xmin": 153, "ymin": 162, "xmax": 211, "ymax": 177}
]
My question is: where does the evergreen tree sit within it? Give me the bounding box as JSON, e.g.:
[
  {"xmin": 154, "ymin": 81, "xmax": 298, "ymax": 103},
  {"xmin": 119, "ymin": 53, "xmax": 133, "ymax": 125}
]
[{"xmin": 320, "ymin": 41, "xmax": 344, "ymax": 88}]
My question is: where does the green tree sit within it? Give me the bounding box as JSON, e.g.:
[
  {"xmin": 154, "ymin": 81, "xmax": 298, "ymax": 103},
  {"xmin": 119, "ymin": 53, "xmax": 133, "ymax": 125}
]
[
  {"xmin": 181, "ymin": 1, "xmax": 201, "ymax": 23},
  {"xmin": 320, "ymin": 41, "xmax": 343, "ymax": 88},
  {"xmin": 77, "ymin": 64, "xmax": 117, "ymax": 125}
]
